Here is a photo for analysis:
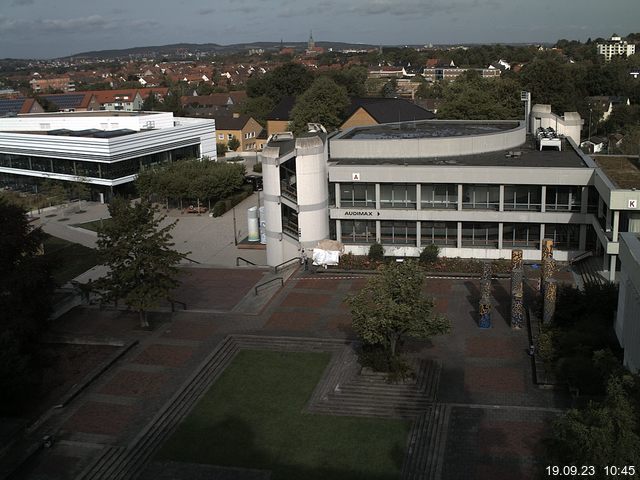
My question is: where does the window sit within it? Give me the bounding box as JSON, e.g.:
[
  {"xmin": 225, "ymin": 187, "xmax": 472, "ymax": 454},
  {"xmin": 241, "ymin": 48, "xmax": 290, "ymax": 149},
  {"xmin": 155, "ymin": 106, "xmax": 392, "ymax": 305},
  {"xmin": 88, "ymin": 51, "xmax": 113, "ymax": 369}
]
[
  {"xmin": 545, "ymin": 224, "xmax": 580, "ymax": 250},
  {"xmin": 502, "ymin": 223, "xmax": 540, "ymax": 249},
  {"xmin": 462, "ymin": 185, "xmax": 500, "ymax": 210},
  {"xmin": 227, "ymin": 134, "xmax": 233, "ymax": 140},
  {"xmin": 421, "ymin": 184, "xmax": 457, "ymax": 209},
  {"xmin": 341, "ymin": 220, "xmax": 376, "ymax": 244},
  {"xmin": 462, "ymin": 223, "xmax": 499, "ymax": 248},
  {"xmin": 218, "ymin": 134, "xmax": 224, "ymax": 139},
  {"xmin": 421, "ymin": 222, "xmax": 457, "ymax": 246},
  {"xmin": 381, "ymin": 221, "xmax": 416, "ymax": 245},
  {"xmin": 341, "ymin": 183, "xmax": 375, "ymax": 208},
  {"xmin": 380, "ymin": 183, "xmax": 416, "ymax": 209},
  {"xmin": 504, "ymin": 185, "xmax": 542, "ymax": 211},
  {"xmin": 546, "ymin": 186, "xmax": 581, "ymax": 211},
  {"xmin": 282, "ymin": 204, "xmax": 298, "ymax": 239}
]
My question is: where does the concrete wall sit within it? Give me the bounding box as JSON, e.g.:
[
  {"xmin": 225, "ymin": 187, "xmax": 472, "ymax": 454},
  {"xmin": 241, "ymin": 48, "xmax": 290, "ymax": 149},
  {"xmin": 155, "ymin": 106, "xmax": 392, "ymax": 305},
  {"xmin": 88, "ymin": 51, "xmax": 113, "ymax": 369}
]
[
  {"xmin": 2, "ymin": 111, "xmax": 175, "ymax": 131},
  {"xmin": 296, "ymin": 136, "xmax": 329, "ymax": 248},
  {"xmin": 616, "ymin": 232, "xmax": 640, "ymax": 373},
  {"xmin": 331, "ymin": 121, "xmax": 526, "ymax": 159},
  {"xmin": 530, "ymin": 104, "xmax": 583, "ymax": 145}
]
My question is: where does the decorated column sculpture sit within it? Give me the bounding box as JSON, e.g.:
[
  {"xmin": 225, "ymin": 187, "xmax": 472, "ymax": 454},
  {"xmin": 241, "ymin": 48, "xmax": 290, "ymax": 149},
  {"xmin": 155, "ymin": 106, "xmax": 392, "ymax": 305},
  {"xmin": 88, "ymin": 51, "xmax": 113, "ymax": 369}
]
[
  {"xmin": 511, "ymin": 249, "xmax": 524, "ymax": 329},
  {"xmin": 479, "ymin": 262, "xmax": 492, "ymax": 328},
  {"xmin": 543, "ymin": 279, "xmax": 557, "ymax": 324}
]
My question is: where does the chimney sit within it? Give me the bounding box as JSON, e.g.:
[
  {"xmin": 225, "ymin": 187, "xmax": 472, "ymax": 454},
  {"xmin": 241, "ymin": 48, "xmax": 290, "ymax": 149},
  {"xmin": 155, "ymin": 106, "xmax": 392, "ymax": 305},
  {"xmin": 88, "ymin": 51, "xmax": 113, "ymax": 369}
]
[{"xmin": 233, "ymin": 112, "xmax": 240, "ymax": 118}]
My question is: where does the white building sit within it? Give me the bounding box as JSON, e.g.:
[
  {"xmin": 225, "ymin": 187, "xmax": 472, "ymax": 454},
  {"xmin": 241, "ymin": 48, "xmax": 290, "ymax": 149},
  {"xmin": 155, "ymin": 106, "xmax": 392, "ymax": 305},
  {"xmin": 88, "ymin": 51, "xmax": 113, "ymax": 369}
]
[
  {"xmin": 615, "ymin": 232, "xmax": 640, "ymax": 373},
  {"xmin": 0, "ymin": 111, "xmax": 216, "ymax": 199},
  {"xmin": 597, "ymin": 35, "xmax": 636, "ymax": 62},
  {"xmin": 261, "ymin": 105, "xmax": 640, "ymax": 282}
]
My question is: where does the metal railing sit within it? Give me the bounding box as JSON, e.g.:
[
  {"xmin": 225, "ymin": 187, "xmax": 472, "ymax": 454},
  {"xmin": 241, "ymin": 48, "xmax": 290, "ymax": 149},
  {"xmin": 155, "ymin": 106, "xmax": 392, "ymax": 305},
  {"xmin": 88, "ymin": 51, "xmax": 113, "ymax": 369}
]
[
  {"xmin": 236, "ymin": 256, "xmax": 257, "ymax": 266},
  {"xmin": 569, "ymin": 250, "xmax": 593, "ymax": 265},
  {"xmin": 254, "ymin": 277, "xmax": 283, "ymax": 295},
  {"xmin": 274, "ymin": 257, "xmax": 300, "ymax": 274}
]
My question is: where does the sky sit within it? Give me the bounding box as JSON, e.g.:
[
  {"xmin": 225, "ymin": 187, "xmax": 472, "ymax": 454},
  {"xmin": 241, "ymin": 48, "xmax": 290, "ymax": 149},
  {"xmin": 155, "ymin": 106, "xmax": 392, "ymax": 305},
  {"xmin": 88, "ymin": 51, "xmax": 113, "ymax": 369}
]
[{"xmin": 1, "ymin": 0, "xmax": 639, "ymax": 59}]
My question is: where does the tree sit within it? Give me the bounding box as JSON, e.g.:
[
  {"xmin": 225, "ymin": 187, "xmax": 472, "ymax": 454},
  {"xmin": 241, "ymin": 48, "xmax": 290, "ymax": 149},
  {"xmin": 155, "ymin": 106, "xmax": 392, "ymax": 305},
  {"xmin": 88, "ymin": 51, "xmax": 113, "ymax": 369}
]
[
  {"xmin": 246, "ymin": 63, "xmax": 314, "ymax": 103},
  {"xmin": 141, "ymin": 92, "xmax": 161, "ymax": 111},
  {"xmin": 227, "ymin": 136, "xmax": 241, "ymax": 152},
  {"xmin": 0, "ymin": 198, "xmax": 54, "ymax": 413},
  {"xmin": 288, "ymin": 77, "xmax": 350, "ymax": 134},
  {"xmin": 347, "ymin": 261, "xmax": 451, "ymax": 359},
  {"xmin": 240, "ymin": 95, "xmax": 275, "ymax": 126},
  {"xmin": 94, "ymin": 199, "xmax": 187, "ymax": 327},
  {"xmin": 545, "ymin": 376, "xmax": 640, "ymax": 470}
]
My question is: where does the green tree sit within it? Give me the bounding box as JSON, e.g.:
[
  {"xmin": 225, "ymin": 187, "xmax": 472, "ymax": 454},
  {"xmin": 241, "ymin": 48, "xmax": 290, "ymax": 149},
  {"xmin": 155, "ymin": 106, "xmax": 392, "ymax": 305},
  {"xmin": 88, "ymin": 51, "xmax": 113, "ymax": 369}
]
[
  {"xmin": 545, "ymin": 376, "xmax": 640, "ymax": 470},
  {"xmin": 94, "ymin": 199, "xmax": 187, "ymax": 328},
  {"xmin": 0, "ymin": 198, "xmax": 54, "ymax": 413},
  {"xmin": 141, "ymin": 92, "xmax": 162, "ymax": 111},
  {"xmin": 347, "ymin": 261, "xmax": 450, "ymax": 359},
  {"xmin": 227, "ymin": 136, "xmax": 241, "ymax": 152},
  {"xmin": 288, "ymin": 77, "xmax": 349, "ymax": 134},
  {"xmin": 246, "ymin": 63, "xmax": 314, "ymax": 103},
  {"xmin": 240, "ymin": 95, "xmax": 275, "ymax": 126}
]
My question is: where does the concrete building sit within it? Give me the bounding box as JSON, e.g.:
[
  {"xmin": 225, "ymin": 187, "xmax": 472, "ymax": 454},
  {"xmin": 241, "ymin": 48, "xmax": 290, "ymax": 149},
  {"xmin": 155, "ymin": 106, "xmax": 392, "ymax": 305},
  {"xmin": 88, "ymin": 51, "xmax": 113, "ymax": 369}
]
[
  {"xmin": 615, "ymin": 232, "xmax": 640, "ymax": 373},
  {"xmin": 0, "ymin": 111, "xmax": 216, "ymax": 199},
  {"xmin": 261, "ymin": 105, "xmax": 640, "ymax": 283},
  {"xmin": 597, "ymin": 35, "xmax": 636, "ymax": 62}
]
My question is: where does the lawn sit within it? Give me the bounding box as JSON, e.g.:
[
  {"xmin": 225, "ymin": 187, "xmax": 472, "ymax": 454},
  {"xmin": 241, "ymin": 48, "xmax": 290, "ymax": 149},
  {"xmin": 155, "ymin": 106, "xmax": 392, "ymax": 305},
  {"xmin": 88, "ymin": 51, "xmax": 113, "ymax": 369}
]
[
  {"xmin": 157, "ymin": 350, "xmax": 409, "ymax": 480},
  {"xmin": 72, "ymin": 218, "xmax": 112, "ymax": 232},
  {"xmin": 43, "ymin": 236, "xmax": 98, "ymax": 285}
]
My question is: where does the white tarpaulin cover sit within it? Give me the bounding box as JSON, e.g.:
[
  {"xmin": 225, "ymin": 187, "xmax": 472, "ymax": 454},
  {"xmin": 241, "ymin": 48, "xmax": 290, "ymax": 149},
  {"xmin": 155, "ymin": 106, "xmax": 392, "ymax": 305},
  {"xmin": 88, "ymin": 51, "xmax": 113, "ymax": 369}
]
[{"xmin": 312, "ymin": 248, "xmax": 340, "ymax": 266}]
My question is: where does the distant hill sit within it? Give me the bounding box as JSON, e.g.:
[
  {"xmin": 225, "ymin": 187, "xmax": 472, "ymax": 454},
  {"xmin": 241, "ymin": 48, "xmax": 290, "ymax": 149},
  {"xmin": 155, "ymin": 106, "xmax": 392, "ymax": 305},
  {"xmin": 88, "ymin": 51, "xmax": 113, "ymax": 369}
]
[{"xmin": 66, "ymin": 41, "xmax": 380, "ymax": 60}]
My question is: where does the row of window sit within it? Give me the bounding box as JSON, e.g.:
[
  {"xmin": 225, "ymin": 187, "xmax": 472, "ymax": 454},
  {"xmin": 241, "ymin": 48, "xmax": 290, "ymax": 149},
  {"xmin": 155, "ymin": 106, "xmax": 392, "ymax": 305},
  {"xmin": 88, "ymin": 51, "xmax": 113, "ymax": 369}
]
[
  {"xmin": 339, "ymin": 220, "xmax": 582, "ymax": 250},
  {"xmin": 0, "ymin": 146, "xmax": 199, "ymax": 180},
  {"xmin": 335, "ymin": 183, "xmax": 596, "ymax": 212}
]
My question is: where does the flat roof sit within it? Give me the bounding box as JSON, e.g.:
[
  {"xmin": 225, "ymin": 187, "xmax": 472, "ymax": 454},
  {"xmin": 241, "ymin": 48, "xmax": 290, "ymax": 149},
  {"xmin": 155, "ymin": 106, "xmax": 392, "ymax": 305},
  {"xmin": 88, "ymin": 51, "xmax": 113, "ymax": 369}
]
[
  {"xmin": 331, "ymin": 135, "xmax": 589, "ymax": 168},
  {"xmin": 341, "ymin": 121, "xmax": 520, "ymax": 140},
  {"xmin": 17, "ymin": 111, "xmax": 158, "ymax": 118},
  {"xmin": 593, "ymin": 155, "xmax": 640, "ymax": 189}
]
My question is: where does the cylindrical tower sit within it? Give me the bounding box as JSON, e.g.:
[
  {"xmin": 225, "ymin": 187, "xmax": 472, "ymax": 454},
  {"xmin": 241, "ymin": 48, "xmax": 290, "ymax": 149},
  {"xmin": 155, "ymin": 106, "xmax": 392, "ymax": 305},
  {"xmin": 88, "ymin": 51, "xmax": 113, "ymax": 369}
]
[
  {"xmin": 261, "ymin": 144, "xmax": 285, "ymax": 267},
  {"xmin": 295, "ymin": 136, "xmax": 329, "ymax": 249}
]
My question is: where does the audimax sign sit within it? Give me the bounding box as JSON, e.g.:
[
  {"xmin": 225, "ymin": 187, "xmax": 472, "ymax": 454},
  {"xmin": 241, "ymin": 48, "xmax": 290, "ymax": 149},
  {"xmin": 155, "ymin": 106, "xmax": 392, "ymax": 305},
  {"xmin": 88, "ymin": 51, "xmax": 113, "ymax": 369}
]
[{"xmin": 344, "ymin": 211, "xmax": 381, "ymax": 216}]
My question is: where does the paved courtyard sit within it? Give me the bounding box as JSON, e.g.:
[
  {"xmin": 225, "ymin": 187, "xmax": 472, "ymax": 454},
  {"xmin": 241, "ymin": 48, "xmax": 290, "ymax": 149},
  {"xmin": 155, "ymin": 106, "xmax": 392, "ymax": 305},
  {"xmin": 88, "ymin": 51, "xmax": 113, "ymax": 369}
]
[{"xmin": 4, "ymin": 268, "xmax": 569, "ymax": 480}]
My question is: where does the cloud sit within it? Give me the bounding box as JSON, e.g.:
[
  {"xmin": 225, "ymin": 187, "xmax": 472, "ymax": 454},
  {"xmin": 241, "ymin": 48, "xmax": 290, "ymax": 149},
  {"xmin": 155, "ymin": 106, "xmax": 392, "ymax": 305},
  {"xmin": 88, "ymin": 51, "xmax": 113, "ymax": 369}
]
[
  {"xmin": 0, "ymin": 15, "xmax": 158, "ymax": 38},
  {"xmin": 197, "ymin": 8, "xmax": 215, "ymax": 15},
  {"xmin": 11, "ymin": 0, "xmax": 34, "ymax": 6}
]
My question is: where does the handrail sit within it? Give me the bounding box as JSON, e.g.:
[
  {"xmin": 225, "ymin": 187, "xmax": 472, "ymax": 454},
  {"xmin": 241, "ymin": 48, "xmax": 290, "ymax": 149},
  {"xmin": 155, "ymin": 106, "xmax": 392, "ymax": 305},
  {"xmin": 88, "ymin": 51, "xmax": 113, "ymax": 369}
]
[
  {"xmin": 274, "ymin": 257, "xmax": 300, "ymax": 274},
  {"xmin": 236, "ymin": 256, "xmax": 257, "ymax": 266},
  {"xmin": 569, "ymin": 250, "xmax": 593, "ymax": 265},
  {"xmin": 169, "ymin": 299, "xmax": 187, "ymax": 312},
  {"xmin": 254, "ymin": 277, "xmax": 283, "ymax": 295}
]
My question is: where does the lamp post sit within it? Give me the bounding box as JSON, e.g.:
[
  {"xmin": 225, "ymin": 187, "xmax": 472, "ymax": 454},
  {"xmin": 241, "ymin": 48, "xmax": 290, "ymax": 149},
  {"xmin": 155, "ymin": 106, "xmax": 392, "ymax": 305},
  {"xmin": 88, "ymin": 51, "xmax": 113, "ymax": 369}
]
[{"xmin": 589, "ymin": 108, "xmax": 592, "ymax": 142}]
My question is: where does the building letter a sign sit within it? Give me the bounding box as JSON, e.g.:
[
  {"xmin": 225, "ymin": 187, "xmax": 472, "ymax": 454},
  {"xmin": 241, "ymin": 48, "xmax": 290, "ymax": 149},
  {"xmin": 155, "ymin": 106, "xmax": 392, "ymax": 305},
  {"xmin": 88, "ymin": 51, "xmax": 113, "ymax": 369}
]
[{"xmin": 352, "ymin": 173, "xmax": 360, "ymax": 181}]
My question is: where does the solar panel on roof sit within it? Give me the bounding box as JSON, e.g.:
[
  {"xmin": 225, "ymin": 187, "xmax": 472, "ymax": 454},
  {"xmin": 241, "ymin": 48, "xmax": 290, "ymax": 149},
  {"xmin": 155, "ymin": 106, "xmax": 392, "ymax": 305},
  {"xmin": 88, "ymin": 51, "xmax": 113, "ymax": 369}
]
[
  {"xmin": 41, "ymin": 94, "xmax": 85, "ymax": 109},
  {"xmin": 0, "ymin": 99, "xmax": 26, "ymax": 116}
]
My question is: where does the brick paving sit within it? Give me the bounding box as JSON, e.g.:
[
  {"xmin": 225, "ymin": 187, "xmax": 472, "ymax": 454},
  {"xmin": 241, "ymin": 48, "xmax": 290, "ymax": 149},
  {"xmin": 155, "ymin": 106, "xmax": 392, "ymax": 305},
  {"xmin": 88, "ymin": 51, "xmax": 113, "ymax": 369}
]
[{"xmin": 9, "ymin": 268, "xmax": 572, "ymax": 480}]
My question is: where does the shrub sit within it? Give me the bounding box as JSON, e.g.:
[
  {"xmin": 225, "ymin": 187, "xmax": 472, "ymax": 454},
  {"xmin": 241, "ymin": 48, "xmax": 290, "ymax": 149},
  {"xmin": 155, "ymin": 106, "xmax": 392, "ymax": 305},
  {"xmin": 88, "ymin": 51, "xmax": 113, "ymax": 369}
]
[
  {"xmin": 368, "ymin": 242, "xmax": 384, "ymax": 262},
  {"xmin": 252, "ymin": 162, "xmax": 262, "ymax": 173},
  {"xmin": 211, "ymin": 184, "xmax": 254, "ymax": 217},
  {"xmin": 419, "ymin": 244, "xmax": 439, "ymax": 265}
]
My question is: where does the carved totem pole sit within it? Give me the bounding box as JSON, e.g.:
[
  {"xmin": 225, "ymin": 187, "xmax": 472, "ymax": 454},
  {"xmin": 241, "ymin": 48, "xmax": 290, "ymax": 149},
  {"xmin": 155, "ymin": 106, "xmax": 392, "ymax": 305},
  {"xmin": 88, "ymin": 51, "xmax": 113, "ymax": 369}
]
[
  {"xmin": 479, "ymin": 262, "xmax": 492, "ymax": 328},
  {"xmin": 511, "ymin": 249, "xmax": 524, "ymax": 329}
]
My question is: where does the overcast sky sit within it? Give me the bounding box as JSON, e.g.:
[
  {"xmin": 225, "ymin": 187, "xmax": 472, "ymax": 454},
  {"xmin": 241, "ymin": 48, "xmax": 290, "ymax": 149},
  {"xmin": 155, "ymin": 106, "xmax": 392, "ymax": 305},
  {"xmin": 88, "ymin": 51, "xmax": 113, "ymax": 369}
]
[{"xmin": 1, "ymin": 0, "xmax": 638, "ymax": 59}]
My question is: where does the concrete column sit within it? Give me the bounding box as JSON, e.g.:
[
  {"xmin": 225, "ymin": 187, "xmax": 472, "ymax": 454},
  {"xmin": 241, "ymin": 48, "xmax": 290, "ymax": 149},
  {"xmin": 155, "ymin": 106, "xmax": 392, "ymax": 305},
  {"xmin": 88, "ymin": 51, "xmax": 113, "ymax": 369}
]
[
  {"xmin": 457, "ymin": 221, "xmax": 463, "ymax": 248},
  {"xmin": 416, "ymin": 184, "xmax": 421, "ymax": 211},
  {"xmin": 376, "ymin": 220, "xmax": 381, "ymax": 243},
  {"xmin": 457, "ymin": 184, "xmax": 463, "ymax": 211},
  {"xmin": 581, "ymin": 186, "xmax": 589, "ymax": 214},
  {"xmin": 540, "ymin": 186, "xmax": 546, "ymax": 213},
  {"xmin": 606, "ymin": 206, "xmax": 612, "ymax": 231},
  {"xmin": 336, "ymin": 219, "xmax": 342, "ymax": 242},
  {"xmin": 499, "ymin": 185, "xmax": 505, "ymax": 212},
  {"xmin": 579, "ymin": 224, "xmax": 587, "ymax": 251},
  {"xmin": 498, "ymin": 223, "xmax": 504, "ymax": 249},
  {"xmin": 603, "ymin": 253, "xmax": 609, "ymax": 271},
  {"xmin": 375, "ymin": 183, "xmax": 381, "ymax": 210},
  {"xmin": 416, "ymin": 221, "xmax": 422, "ymax": 248},
  {"xmin": 335, "ymin": 182, "xmax": 341, "ymax": 208},
  {"xmin": 539, "ymin": 224, "xmax": 545, "ymax": 253},
  {"xmin": 613, "ymin": 210, "xmax": 620, "ymax": 242},
  {"xmin": 609, "ymin": 255, "xmax": 617, "ymax": 282}
]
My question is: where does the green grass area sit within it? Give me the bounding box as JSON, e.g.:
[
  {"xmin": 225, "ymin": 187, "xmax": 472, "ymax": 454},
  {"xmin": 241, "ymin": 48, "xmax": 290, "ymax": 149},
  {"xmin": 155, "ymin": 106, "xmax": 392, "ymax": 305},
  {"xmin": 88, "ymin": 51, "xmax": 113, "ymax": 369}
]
[
  {"xmin": 71, "ymin": 218, "xmax": 112, "ymax": 232},
  {"xmin": 42, "ymin": 236, "xmax": 98, "ymax": 285},
  {"xmin": 158, "ymin": 350, "xmax": 409, "ymax": 480}
]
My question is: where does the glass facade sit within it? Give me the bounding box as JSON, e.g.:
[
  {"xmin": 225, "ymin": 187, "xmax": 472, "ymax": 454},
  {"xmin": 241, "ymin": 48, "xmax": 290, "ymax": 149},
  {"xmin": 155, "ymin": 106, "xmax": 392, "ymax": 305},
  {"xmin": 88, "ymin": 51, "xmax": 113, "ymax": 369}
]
[
  {"xmin": 503, "ymin": 223, "xmax": 540, "ymax": 249},
  {"xmin": 546, "ymin": 186, "xmax": 581, "ymax": 212},
  {"xmin": 279, "ymin": 156, "xmax": 297, "ymax": 201},
  {"xmin": 504, "ymin": 185, "xmax": 542, "ymax": 211},
  {"xmin": 0, "ymin": 145, "xmax": 199, "ymax": 181},
  {"xmin": 545, "ymin": 223, "xmax": 580, "ymax": 250},
  {"xmin": 462, "ymin": 222, "xmax": 499, "ymax": 248},
  {"xmin": 462, "ymin": 185, "xmax": 500, "ymax": 210},
  {"xmin": 421, "ymin": 184, "xmax": 457, "ymax": 209},
  {"xmin": 421, "ymin": 221, "xmax": 457, "ymax": 246},
  {"xmin": 341, "ymin": 220, "xmax": 375, "ymax": 244},
  {"xmin": 380, "ymin": 183, "xmax": 416, "ymax": 209},
  {"xmin": 340, "ymin": 183, "xmax": 375, "ymax": 208},
  {"xmin": 380, "ymin": 221, "xmax": 416, "ymax": 245}
]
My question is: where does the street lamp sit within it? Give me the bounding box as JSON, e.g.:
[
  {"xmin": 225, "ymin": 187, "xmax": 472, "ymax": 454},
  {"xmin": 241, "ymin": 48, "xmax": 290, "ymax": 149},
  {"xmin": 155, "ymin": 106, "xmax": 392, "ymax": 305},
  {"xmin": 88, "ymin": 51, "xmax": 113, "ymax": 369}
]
[{"xmin": 589, "ymin": 108, "xmax": 592, "ymax": 142}]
